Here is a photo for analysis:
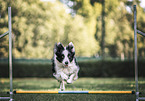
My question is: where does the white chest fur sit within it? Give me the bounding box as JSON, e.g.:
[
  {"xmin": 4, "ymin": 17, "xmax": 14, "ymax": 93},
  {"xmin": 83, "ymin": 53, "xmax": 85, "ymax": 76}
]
[
  {"xmin": 61, "ymin": 65, "xmax": 78, "ymax": 75},
  {"xmin": 54, "ymin": 58, "xmax": 78, "ymax": 75}
]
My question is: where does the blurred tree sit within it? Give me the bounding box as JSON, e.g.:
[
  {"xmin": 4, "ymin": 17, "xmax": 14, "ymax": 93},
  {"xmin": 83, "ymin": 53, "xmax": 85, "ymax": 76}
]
[
  {"xmin": 0, "ymin": 0, "xmax": 100, "ymax": 58},
  {"xmin": 104, "ymin": 0, "xmax": 134, "ymax": 59},
  {"xmin": 125, "ymin": 0, "xmax": 145, "ymax": 58},
  {"xmin": 0, "ymin": 0, "xmax": 9, "ymax": 58},
  {"xmin": 69, "ymin": 0, "xmax": 102, "ymax": 57},
  {"xmin": 0, "ymin": 0, "xmax": 145, "ymax": 59},
  {"xmin": 70, "ymin": 0, "xmax": 144, "ymax": 59},
  {"xmin": 101, "ymin": 0, "xmax": 105, "ymax": 59}
]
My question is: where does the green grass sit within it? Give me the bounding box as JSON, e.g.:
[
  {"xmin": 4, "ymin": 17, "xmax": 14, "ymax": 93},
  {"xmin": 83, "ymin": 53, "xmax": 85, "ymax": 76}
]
[{"xmin": 0, "ymin": 78, "xmax": 145, "ymax": 101}]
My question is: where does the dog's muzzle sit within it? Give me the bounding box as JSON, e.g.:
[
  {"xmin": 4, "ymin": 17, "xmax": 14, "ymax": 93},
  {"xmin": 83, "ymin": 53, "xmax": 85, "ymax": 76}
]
[
  {"xmin": 63, "ymin": 64, "xmax": 68, "ymax": 68},
  {"xmin": 64, "ymin": 61, "xmax": 68, "ymax": 68}
]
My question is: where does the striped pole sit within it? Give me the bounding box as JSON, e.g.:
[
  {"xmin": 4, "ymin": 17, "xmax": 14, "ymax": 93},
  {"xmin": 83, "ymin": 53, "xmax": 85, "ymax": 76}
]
[{"xmin": 14, "ymin": 91, "xmax": 135, "ymax": 94}]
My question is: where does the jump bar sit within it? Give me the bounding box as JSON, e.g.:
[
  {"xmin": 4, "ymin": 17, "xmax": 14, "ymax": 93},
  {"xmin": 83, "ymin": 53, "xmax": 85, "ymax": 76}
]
[
  {"xmin": 0, "ymin": 31, "xmax": 9, "ymax": 38},
  {"xmin": 137, "ymin": 30, "xmax": 145, "ymax": 37},
  {"xmin": 0, "ymin": 97, "xmax": 10, "ymax": 100},
  {"xmin": 14, "ymin": 91, "xmax": 135, "ymax": 94}
]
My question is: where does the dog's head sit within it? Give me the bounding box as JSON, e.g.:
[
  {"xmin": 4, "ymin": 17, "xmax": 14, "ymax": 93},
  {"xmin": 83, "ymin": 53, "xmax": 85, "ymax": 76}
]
[{"xmin": 54, "ymin": 42, "xmax": 75, "ymax": 67}]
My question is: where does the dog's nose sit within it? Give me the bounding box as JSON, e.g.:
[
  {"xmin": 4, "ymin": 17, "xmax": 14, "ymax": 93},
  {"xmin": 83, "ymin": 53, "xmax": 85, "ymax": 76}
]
[{"xmin": 65, "ymin": 61, "xmax": 68, "ymax": 65}]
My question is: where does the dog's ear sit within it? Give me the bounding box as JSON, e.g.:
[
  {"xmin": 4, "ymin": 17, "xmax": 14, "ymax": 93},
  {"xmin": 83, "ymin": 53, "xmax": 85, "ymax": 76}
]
[
  {"xmin": 54, "ymin": 43, "xmax": 58, "ymax": 53},
  {"xmin": 67, "ymin": 42, "xmax": 75, "ymax": 53},
  {"xmin": 54, "ymin": 42, "xmax": 64, "ymax": 53}
]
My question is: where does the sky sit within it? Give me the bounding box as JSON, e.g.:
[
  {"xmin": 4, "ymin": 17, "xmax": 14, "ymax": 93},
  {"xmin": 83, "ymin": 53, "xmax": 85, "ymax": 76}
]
[
  {"xmin": 126, "ymin": 0, "xmax": 145, "ymax": 13},
  {"xmin": 140, "ymin": 0, "xmax": 145, "ymax": 8},
  {"xmin": 41, "ymin": 0, "xmax": 145, "ymax": 8}
]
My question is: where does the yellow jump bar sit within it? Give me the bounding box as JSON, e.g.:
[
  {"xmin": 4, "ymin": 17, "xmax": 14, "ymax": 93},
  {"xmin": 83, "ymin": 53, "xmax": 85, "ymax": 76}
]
[
  {"xmin": 15, "ymin": 91, "xmax": 58, "ymax": 94},
  {"xmin": 89, "ymin": 91, "xmax": 134, "ymax": 94}
]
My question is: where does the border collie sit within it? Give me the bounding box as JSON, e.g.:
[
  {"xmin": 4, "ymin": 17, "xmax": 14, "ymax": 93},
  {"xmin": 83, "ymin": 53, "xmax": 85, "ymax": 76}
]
[{"xmin": 52, "ymin": 42, "xmax": 79, "ymax": 91}]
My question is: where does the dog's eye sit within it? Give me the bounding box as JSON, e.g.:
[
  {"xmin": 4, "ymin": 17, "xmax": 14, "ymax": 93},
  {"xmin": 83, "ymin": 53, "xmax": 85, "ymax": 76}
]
[{"xmin": 68, "ymin": 54, "xmax": 71, "ymax": 58}]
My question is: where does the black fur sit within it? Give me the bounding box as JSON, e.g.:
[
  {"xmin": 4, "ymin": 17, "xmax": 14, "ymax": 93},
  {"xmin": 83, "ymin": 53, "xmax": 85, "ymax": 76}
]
[
  {"xmin": 74, "ymin": 58, "xmax": 78, "ymax": 66},
  {"xmin": 52, "ymin": 43, "xmax": 64, "ymax": 73},
  {"xmin": 55, "ymin": 43, "xmax": 65, "ymax": 63},
  {"xmin": 66, "ymin": 45, "xmax": 75, "ymax": 62},
  {"xmin": 52, "ymin": 58, "xmax": 55, "ymax": 73}
]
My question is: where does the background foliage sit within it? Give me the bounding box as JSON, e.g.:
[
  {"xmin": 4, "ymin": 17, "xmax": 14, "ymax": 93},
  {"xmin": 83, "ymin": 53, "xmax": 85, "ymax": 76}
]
[
  {"xmin": 0, "ymin": 0, "xmax": 99, "ymax": 58},
  {"xmin": 0, "ymin": 0, "xmax": 145, "ymax": 59}
]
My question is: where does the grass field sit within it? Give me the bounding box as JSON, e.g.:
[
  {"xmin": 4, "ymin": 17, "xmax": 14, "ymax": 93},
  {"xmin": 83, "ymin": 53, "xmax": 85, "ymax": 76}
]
[{"xmin": 0, "ymin": 78, "xmax": 145, "ymax": 101}]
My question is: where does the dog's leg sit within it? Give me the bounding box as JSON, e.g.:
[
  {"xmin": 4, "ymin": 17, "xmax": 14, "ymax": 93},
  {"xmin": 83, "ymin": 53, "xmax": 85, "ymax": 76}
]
[
  {"xmin": 67, "ymin": 74, "xmax": 75, "ymax": 84},
  {"xmin": 59, "ymin": 82, "xmax": 62, "ymax": 91},
  {"xmin": 73, "ymin": 72, "xmax": 78, "ymax": 81},
  {"xmin": 60, "ymin": 81, "xmax": 65, "ymax": 91},
  {"xmin": 73, "ymin": 75, "xmax": 78, "ymax": 81},
  {"xmin": 61, "ymin": 72, "xmax": 68, "ymax": 80},
  {"xmin": 62, "ymin": 80, "xmax": 65, "ymax": 91},
  {"xmin": 73, "ymin": 68, "xmax": 79, "ymax": 81}
]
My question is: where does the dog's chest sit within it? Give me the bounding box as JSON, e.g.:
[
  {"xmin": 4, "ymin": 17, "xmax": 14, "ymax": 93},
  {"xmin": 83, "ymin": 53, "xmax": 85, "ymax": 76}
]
[{"xmin": 62, "ymin": 66, "xmax": 76, "ymax": 75}]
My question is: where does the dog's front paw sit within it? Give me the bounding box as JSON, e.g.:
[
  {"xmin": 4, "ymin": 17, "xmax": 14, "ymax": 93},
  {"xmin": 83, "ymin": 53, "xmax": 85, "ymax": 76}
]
[
  {"xmin": 73, "ymin": 75, "xmax": 78, "ymax": 81},
  {"xmin": 61, "ymin": 73, "xmax": 68, "ymax": 80},
  {"xmin": 67, "ymin": 79, "xmax": 73, "ymax": 84}
]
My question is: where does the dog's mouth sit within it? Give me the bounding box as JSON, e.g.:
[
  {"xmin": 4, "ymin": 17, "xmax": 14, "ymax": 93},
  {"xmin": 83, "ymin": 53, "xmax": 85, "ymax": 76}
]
[{"xmin": 64, "ymin": 65, "xmax": 68, "ymax": 68}]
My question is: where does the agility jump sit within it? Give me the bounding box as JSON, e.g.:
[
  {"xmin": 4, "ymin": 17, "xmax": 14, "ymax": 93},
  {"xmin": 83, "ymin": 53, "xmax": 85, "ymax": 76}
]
[
  {"xmin": 12, "ymin": 5, "xmax": 142, "ymax": 98},
  {"xmin": 1, "ymin": 5, "xmax": 145, "ymax": 101}
]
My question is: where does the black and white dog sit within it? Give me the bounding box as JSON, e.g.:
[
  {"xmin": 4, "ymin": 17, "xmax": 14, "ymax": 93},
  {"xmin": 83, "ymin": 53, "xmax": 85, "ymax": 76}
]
[{"xmin": 52, "ymin": 42, "xmax": 79, "ymax": 91}]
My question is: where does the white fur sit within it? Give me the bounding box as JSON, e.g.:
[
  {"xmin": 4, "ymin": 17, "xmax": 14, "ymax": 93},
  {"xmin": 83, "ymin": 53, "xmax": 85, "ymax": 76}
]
[{"xmin": 62, "ymin": 48, "xmax": 70, "ymax": 66}]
